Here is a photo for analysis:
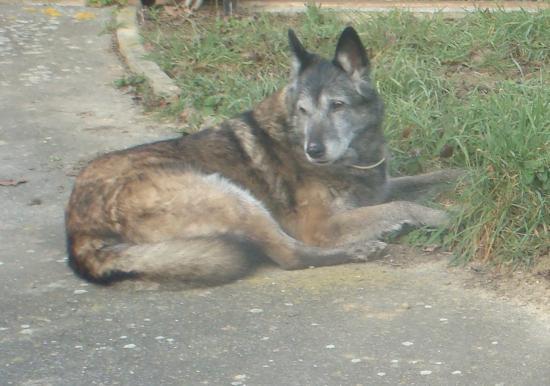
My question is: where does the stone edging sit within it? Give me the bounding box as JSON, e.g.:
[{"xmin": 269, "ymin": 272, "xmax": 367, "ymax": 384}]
[
  {"xmin": 240, "ymin": 1, "xmax": 549, "ymax": 14},
  {"xmin": 116, "ymin": 6, "xmax": 180, "ymax": 102}
]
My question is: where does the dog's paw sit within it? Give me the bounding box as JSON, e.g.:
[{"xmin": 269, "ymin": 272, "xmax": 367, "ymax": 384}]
[{"xmin": 349, "ymin": 241, "xmax": 388, "ymax": 262}]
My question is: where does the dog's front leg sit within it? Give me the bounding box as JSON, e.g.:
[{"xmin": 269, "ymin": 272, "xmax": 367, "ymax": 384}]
[{"xmin": 324, "ymin": 201, "xmax": 448, "ymax": 246}]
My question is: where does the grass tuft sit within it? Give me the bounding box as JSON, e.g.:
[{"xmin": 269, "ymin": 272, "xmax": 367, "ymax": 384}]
[
  {"xmin": 87, "ymin": 0, "xmax": 127, "ymax": 7},
  {"xmin": 140, "ymin": 8, "xmax": 549, "ymax": 267}
]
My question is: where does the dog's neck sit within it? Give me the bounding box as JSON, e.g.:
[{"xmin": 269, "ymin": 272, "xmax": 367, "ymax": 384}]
[{"xmin": 249, "ymin": 88, "xmax": 292, "ymax": 142}]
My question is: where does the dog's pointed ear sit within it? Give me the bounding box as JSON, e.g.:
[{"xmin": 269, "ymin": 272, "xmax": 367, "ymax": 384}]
[
  {"xmin": 288, "ymin": 29, "xmax": 313, "ymax": 75},
  {"xmin": 333, "ymin": 27, "xmax": 370, "ymax": 78}
]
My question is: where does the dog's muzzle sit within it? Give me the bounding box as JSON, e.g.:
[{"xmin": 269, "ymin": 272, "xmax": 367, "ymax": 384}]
[{"xmin": 305, "ymin": 142, "xmax": 326, "ymax": 160}]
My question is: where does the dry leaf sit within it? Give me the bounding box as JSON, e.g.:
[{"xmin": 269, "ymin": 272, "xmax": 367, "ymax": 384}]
[
  {"xmin": 401, "ymin": 126, "xmax": 412, "ymax": 139},
  {"xmin": 43, "ymin": 7, "xmax": 61, "ymax": 17},
  {"xmin": 423, "ymin": 245, "xmax": 440, "ymax": 253},
  {"xmin": 74, "ymin": 12, "xmax": 96, "ymax": 21},
  {"xmin": 164, "ymin": 6, "xmax": 185, "ymax": 18},
  {"xmin": 0, "ymin": 179, "xmax": 27, "ymax": 187},
  {"xmin": 439, "ymin": 144, "xmax": 454, "ymax": 158}
]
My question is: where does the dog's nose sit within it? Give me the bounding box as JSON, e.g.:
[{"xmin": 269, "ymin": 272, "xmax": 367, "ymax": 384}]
[{"xmin": 306, "ymin": 142, "xmax": 326, "ymax": 159}]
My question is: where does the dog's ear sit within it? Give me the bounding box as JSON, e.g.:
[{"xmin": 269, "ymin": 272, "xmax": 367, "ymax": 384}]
[
  {"xmin": 333, "ymin": 27, "xmax": 370, "ymax": 78},
  {"xmin": 288, "ymin": 29, "xmax": 313, "ymax": 75}
]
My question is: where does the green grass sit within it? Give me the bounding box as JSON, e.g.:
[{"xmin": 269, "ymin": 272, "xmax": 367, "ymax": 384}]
[
  {"xmin": 113, "ymin": 74, "xmax": 146, "ymax": 88},
  {"xmin": 140, "ymin": 6, "xmax": 549, "ymax": 267}
]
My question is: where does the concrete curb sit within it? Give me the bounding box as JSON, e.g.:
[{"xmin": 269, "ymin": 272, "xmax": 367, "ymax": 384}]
[{"xmin": 116, "ymin": 6, "xmax": 180, "ymax": 102}]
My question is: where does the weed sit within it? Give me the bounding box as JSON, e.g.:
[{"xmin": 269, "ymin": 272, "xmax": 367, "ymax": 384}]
[
  {"xmin": 100, "ymin": 18, "xmax": 124, "ymax": 35},
  {"xmin": 114, "ymin": 74, "xmax": 166, "ymax": 111},
  {"xmin": 88, "ymin": 0, "xmax": 128, "ymax": 8},
  {"xmin": 113, "ymin": 74, "xmax": 146, "ymax": 88}
]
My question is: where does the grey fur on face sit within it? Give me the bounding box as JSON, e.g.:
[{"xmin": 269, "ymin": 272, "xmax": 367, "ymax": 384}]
[{"xmin": 287, "ymin": 28, "xmax": 384, "ymax": 165}]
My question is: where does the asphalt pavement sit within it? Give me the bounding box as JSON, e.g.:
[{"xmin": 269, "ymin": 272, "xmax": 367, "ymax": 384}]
[{"xmin": 0, "ymin": 2, "xmax": 549, "ymax": 385}]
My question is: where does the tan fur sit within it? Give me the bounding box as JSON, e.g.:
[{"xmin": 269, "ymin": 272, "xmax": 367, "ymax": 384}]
[{"xmin": 65, "ymin": 29, "xmax": 460, "ymax": 286}]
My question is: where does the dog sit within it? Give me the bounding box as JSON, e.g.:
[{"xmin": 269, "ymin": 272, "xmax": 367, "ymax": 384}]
[{"xmin": 65, "ymin": 27, "xmax": 460, "ymax": 286}]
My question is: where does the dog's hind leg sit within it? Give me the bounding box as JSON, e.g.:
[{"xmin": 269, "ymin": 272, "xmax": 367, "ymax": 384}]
[
  {"xmin": 160, "ymin": 173, "xmax": 386, "ymax": 271},
  {"xmin": 68, "ymin": 171, "xmax": 385, "ymax": 285}
]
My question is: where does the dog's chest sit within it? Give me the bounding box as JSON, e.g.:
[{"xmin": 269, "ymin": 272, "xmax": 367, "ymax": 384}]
[{"xmin": 276, "ymin": 179, "xmax": 347, "ymax": 244}]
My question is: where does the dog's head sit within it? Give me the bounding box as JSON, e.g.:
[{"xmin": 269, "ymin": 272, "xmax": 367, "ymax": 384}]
[{"xmin": 286, "ymin": 27, "xmax": 384, "ymax": 165}]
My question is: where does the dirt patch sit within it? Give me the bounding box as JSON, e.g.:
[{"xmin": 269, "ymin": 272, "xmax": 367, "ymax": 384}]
[
  {"xmin": 457, "ymin": 256, "xmax": 550, "ymax": 320},
  {"xmin": 386, "ymin": 245, "xmax": 550, "ymax": 321}
]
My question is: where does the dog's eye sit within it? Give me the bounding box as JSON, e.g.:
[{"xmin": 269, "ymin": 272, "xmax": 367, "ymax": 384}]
[
  {"xmin": 330, "ymin": 100, "xmax": 345, "ymax": 111},
  {"xmin": 298, "ymin": 105, "xmax": 308, "ymax": 114}
]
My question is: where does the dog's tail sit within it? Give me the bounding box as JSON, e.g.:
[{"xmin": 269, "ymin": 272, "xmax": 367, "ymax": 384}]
[{"xmin": 67, "ymin": 233, "xmax": 265, "ymax": 286}]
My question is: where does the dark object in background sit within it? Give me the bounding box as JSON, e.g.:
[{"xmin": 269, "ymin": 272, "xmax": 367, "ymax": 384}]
[
  {"xmin": 223, "ymin": 0, "xmax": 234, "ymax": 15},
  {"xmin": 138, "ymin": 0, "xmax": 155, "ymax": 24},
  {"xmin": 140, "ymin": 0, "xmax": 235, "ymax": 16}
]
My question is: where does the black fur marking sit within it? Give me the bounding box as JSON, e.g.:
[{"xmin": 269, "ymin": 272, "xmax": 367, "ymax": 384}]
[
  {"xmin": 217, "ymin": 233, "xmax": 269, "ymax": 262},
  {"xmin": 240, "ymin": 111, "xmax": 282, "ymax": 165},
  {"xmin": 183, "ymin": 234, "xmax": 269, "ymax": 287},
  {"xmin": 222, "ymin": 124, "xmax": 273, "ymax": 197},
  {"xmin": 91, "ymin": 270, "xmax": 141, "ymax": 285},
  {"xmin": 240, "ymin": 111, "xmax": 301, "ymax": 212},
  {"xmin": 221, "ymin": 123, "xmax": 252, "ymax": 165},
  {"xmin": 66, "ymin": 233, "xmax": 140, "ymax": 285},
  {"xmin": 67, "ymin": 254, "xmax": 140, "ymax": 286}
]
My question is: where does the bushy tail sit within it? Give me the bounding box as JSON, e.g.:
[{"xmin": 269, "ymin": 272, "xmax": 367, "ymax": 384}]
[{"xmin": 67, "ymin": 234, "xmax": 262, "ymax": 286}]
